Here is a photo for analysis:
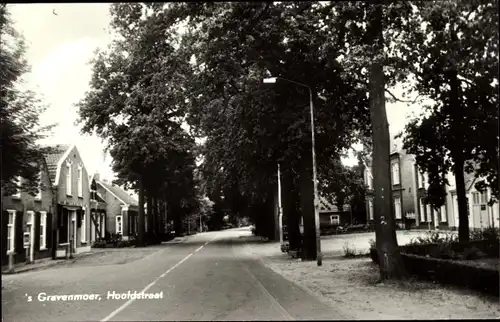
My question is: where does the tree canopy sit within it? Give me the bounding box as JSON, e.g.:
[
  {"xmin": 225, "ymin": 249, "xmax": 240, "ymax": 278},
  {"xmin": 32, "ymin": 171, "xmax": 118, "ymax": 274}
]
[{"xmin": 0, "ymin": 4, "xmax": 54, "ymax": 196}]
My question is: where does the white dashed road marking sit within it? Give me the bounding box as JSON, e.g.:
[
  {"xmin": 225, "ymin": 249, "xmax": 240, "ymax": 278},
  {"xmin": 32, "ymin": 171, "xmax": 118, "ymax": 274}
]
[{"xmin": 101, "ymin": 235, "xmax": 218, "ymax": 322}]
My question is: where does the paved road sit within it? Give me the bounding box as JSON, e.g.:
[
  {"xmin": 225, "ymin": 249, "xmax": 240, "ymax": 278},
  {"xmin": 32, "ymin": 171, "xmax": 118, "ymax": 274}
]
[{"xmin": 2, "ymin": 227, "xmax": 344, "ymax": 321}]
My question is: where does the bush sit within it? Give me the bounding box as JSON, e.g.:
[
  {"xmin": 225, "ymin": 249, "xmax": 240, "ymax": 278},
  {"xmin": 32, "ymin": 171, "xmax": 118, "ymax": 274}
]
[
  {"xmin": 462, "ymin": 246, "xmax": 487, "ymax": 260},
  {"xmin": 343, "ymin": 241, "xmax": 357, "ymax": 258},
  {"xmin": 408, "ymin": 231, "xmax": 457, "ymax": 246},
  {"xmin": 470, "ymin": 227, "xmax": 499, "ymax": 242},
  {"xmin": 430, "ymin": 242, "xmax": 457, "ymax": 260},
  {"xmin": 401, "ymin": 253, "xmax": 499, "ymax": 296},
  {"xmin": 92, "ymin": 239, "xmax": 107, "ymax": 248},
  {"xmin": 368, "ymin": 238, "xmax": 375, "ymax": 249}
]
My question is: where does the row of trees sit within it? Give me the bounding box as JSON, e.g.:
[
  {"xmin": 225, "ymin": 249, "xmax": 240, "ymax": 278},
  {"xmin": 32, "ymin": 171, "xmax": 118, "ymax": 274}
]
[
  {"xmin": 76, "ymin": 4, "xmax": 204, "ymax": 245},
  {"xmin": 3, "ymin": 1, "xmax": 496, "ymax": 280},
  {"xmin": 78, "ymin": 2, "xmax": 497, "ymax": 277}
]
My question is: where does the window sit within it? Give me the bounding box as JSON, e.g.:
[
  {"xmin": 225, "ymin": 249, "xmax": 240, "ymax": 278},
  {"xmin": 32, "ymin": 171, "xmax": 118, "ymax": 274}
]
[
  {"xmin": 423, "ymin": 173, "xmax": 428, "ymax": 189},
  {"xmin": 81, "ymin": 209, "xmax": 86, "ymax": 242},
  {"xmin": 440, "ymin": 205, "xmax": 447, "ymax": 223},
  {"xmin": 40, "ymin": 211, "xmax": 47, "ymax": 249},
  {"xmin": 7, "ymin": 210, "xmax": 16, "ymax": 253},
  {"xmin": 391, "ymin": 162, "xmax": 400, "ymax": 185},
  {"xmin": 472, "ymin": 192, "xmax": 480, "ymax": 204},
  {"xmin": 330, "ymin": 215, "xmax": 340, "ymax": 225},
  {"xmin": 35, "ymin": 171, "xmax": 42, "ymax": 200},
  {"xmin": 13, "ymin": 176, "xmax": 22, "ymax": 198},
  {"xmin": 419, "ymin": 198, "xmax": 425, "ymax": 222},
  {"xmin": 77, "ymin": 165, "xmax": 83, "ymax": 197},
  {"xmin": 426, "ymin": 204, "xmax": 432, "ymax": 221},
  {"xmin": 368, "ymin": 199, "xmax": 374, "ymax": 220},
  {"xmin": 394, "ymin": 197, "xmax": 402, "ymax": 219},
  {"xmin": 116, "ymin": 215, "xmax": 123, "ymax": 235},
  {"xmin": 418, "ymin": 171, "xmax": 424, "ymax": 189},
  {"xmin": 66, "ymin": 161, "xmax": 72, "ymax": 196},
  {"xmin": 480, "ymin": 191, "xmax": 487, "ymax": 204}
]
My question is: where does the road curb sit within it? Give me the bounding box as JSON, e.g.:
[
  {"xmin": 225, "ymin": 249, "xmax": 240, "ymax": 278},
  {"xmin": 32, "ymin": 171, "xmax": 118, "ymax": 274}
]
[
  {"xmin": 2, "ymin": 259, "xmax": 67, "ymax": 275},
  {"xmin": 1, "ymin": 251, "xmax": 101, "ymax": 275}
]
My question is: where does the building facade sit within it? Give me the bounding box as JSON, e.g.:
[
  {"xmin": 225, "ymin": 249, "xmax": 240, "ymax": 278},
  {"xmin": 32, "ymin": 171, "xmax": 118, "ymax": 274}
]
[
  {"xmin": 44, "ymin": 144, "xmax": 92, "ymax": 257},
  {"xmin": 364, "ymin": 134, "xmax": 499, "ymax": 231},
  {"xmin": 94, "ymin": 175, "xmax": 139, "ymax": 240},
  {"xmin": 2, "ymin": 159, "xmax": 55, "ymax": 265},
  {"xmin": 364, "ymin": 137, "xmax": 418, "ymax": 229}
]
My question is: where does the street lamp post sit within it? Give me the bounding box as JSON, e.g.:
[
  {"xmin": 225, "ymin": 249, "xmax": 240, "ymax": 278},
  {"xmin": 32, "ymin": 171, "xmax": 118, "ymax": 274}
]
[
  {"xmin": 277, "ymin": 163, "xmax": 283, "ymax": 245},
  {"xmin": 263, "ymin": 76, "xmax": 322, "ymax": 266}
]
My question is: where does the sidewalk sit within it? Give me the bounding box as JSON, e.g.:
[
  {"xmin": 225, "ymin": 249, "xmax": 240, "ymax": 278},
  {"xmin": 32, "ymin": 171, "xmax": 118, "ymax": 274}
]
[{"xmin": 1, "ymin": 252, "xmax": 96, "ymax": 275}]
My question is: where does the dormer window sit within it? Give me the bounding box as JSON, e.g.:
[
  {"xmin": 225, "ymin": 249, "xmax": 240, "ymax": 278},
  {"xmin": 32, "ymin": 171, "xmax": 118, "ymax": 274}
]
[{"xmin": 66, "ymin": 160, "xmax": 72, "ymax": 196}]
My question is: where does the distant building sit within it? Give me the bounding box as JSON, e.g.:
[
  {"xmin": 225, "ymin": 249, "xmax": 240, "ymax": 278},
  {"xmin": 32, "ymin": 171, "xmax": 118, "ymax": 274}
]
[
  {"xmin": 364, "ymin": 135, "xmax": 499, "ymax": 231},
  {"xmin": 93, "ymin": 174, "xmax": 139, "ymax": 240}
]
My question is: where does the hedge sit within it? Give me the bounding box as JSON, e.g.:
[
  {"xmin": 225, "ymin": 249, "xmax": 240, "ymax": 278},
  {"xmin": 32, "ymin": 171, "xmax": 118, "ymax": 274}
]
[{"xmin": 369, "ymin": 240, "xmax": 499, "ymax": 296}]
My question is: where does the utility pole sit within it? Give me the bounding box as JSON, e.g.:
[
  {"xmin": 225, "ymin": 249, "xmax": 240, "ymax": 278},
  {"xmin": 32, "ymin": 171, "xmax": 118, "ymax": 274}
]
[{"xmin": 278, "ymin": 163, "xmax": 283, "ymax": 245}]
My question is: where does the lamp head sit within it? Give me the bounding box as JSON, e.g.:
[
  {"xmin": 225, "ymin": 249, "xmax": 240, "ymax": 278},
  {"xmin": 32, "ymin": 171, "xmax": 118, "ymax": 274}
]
[{"xmin": 263, "ymin": 77, "xmax": 277, "ymax": 84}]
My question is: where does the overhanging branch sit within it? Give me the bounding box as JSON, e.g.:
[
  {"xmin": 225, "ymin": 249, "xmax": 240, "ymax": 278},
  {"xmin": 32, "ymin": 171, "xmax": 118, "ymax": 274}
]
[{"xmin": 385, "ymin": 89, "xmax": 421, "ymax": 104}]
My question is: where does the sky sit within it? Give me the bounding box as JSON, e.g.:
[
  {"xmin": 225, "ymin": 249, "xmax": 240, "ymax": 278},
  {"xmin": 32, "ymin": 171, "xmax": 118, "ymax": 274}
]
[{"xmin": 8, "ymin": 3, "xmax": 423, "ymax": 176}]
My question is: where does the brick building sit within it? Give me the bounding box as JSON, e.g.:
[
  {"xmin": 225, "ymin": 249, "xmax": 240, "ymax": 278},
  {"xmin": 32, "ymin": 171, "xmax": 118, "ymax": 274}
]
[
  {"xmin": 94, "ymin": 174, "xmax": 139, "ymax": 240},
  {"xmin": 2, "ymin": 159, "xmax": 55, "ymax": 265}
]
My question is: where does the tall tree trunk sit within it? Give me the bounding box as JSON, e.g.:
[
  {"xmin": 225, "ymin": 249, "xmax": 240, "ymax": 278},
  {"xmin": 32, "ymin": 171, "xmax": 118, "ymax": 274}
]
[
  {"xmin": 138, "ymin": 175, "xmax": 145, "ymax": 246},
  {"xmin": 282, "ymin": 169, "xmax": 302, "ymax": 251},
  {"xmin": 153, "ymin": 195, "xmax": 159, "ymax": 238},
  {"xmin": 265, "ymin": 189, "xmax": 277, "ymax": 241},
  {"xmin": 299, "ymin": 157, "xmax": 316, "ymax": 261},
  {"xmin": 146, "ymin": 191, "xmax": 153, "ymax": 241},
  {"xmin": 450, "ymin": 67, "xmax": 470, "ymax": 242},
  {"xmin": 368, "ymin": 4, "xmax": 406, "ymax": 279}
]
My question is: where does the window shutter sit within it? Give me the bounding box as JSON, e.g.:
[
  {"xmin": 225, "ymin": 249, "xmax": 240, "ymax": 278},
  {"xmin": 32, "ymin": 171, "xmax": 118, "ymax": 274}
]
[
  {"xmin": 2, "ymin": 211, "xmax": 8, "ymax": 261},
  {"xmin": 15, "ymin": 211, "xmax": 24, "ymax": 255},
  {"xmin": 46, "ymin": 213, "xmax": 53, "ymax": 250},
  {"xmin": 34, "ymin": 212, "xmax": 41, "ymax": 251}
]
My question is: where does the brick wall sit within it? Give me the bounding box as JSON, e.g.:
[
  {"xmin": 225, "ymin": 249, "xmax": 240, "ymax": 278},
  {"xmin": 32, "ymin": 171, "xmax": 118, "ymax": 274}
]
[{"xmin": 1, "ymin": 162, "xmax": 54, "ymax": 265}]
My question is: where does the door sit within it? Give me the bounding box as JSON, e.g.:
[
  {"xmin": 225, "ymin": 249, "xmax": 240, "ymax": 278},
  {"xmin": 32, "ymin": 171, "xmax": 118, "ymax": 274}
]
[
  {"xmin": 26, "ymin": 211, "xmax": 35, "ymax": 262},
  {"xmin": 472, "ymin": 192, "xmax": 490, "ymax": 229}
]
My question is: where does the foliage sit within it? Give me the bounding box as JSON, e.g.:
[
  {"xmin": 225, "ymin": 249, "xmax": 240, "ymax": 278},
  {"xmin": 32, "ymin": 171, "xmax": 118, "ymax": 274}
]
[
  {"xmin": 469, "ymin": 227, "xmax": 499, "ymax": 242},
  {"xmin": 319, "ymin": 158, "xmax": 366, "ymax": 212},
  {"xmin": 408, "ymin": 231, "xmax": 458, "ymax": 246},
  {"xmin": 401, "ymin": 1, "xmax": 499, "ymax": 209},
  {"xmin": 0, "ymin": 4, "xmax": 54, "ymax": 196},
  {"xmin": 77, "ymin": 3, "xmax": 202, "ymax": 241},
  {"xmin": 160, "ymin": 2, "xmax": 371, "ymax": 208},
  {"xmin": 368, "ymin": 238, "xmax": 376, "ymax": 249}
]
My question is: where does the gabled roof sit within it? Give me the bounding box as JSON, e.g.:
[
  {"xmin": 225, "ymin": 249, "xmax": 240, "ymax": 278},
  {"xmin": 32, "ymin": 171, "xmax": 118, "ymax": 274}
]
[
  {"xmin": 97, "ymin": 180, "xmax": 138, "ymax": 206},
  {"xmin": 42, "ymin": 144, "xmax": 74, "ymax": 185},
  {"xmin": 319, "ymin": 196, "xmax": 351, "ymax": 213}
]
